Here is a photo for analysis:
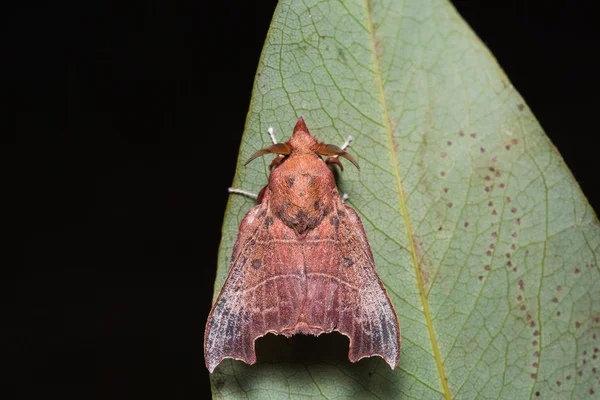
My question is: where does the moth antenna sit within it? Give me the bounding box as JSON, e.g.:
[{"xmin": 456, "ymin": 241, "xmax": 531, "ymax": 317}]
[
  {"xmin": 315, "ymin": 143, "xmax": 360, "ymax": 170},
  {"xmin": 340, "ymin": 135, "xmax": 353, "ymax": 151},
  {"xmin": 228, "ymin": 187, "xmax": 258, "ymax": 199},
  {"xmin": 245, "ymin": 142, "xmax": 292, "ymax": 165},
  {"xmin": 267, "ymin": 127, "xmax": 277, "ymax": 144}
]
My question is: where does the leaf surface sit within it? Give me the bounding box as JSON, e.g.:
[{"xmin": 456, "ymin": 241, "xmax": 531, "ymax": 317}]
[{"xmin": 210, "ymin": 0, "xmax": 600, "ymax": 398}]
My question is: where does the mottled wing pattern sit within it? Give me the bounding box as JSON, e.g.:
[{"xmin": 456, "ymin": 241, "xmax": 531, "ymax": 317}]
[
  {"xmin": 302, "ymin": 199, "xmax": 401, "ymax": 369},
  {"xmin": 204, "ymin": 202, "xmax": 306, "ymax": 373}
]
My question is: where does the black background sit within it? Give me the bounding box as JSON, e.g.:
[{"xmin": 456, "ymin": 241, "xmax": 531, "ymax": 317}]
[{"xmin": 10, "ymin": 1, "xmax": 599, "ymax": 398}]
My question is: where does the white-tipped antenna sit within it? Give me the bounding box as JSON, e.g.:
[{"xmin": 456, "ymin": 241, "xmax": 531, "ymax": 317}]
[
  {"xmin": 341, "ymin": 193, "xmax": 349, "ymax": 203},
  {"xmin": 340, "ymin": 135, "xmax": 353, "ymax": 151},
  {"xmin": 267, "ymin": 127, "xmax": 277, "ymax": 144}
]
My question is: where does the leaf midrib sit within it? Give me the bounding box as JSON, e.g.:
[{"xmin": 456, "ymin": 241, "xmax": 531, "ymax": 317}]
[{"xmin": 363, "ymin": 1, "xmax": 452, "ymax": 398}]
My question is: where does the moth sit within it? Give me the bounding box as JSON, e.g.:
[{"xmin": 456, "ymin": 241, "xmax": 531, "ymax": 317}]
[{"xmin": 205, "ymin": 117, "xmax": 400, "ymax": 372}]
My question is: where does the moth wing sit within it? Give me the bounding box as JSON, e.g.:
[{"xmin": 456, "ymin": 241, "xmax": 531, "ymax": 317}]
[
  {"xmin": 303, "ymin": 201, "xmax": 401, "ymax": 368},
  {"xmin": 204, "ymin": 202, "xmax": 305, "ymax": 373}
]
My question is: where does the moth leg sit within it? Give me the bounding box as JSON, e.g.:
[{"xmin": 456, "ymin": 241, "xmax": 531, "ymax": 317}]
[
  {"xmin": 227, "ymin": 188, "xmax": 258, "ymax": 199},
  {"xmin": 228, "ymin": 186, "xmax": 268, "ymax": 204}
]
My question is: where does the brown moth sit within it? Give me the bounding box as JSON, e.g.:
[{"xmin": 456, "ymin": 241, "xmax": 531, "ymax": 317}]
[{"xmin": 205, "ymin": 117, "xmax": 401, "ymax": 373}]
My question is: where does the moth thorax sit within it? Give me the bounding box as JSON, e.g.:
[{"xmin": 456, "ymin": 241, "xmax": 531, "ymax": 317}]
[{"xmin": 273, "ymin": 173, "xmax": 332, "ymax": 234}]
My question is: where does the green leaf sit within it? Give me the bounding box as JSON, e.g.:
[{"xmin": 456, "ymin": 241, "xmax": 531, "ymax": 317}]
[{"xmin": 210, "ymin": 0, "xmax": 600, "ymax": 398}]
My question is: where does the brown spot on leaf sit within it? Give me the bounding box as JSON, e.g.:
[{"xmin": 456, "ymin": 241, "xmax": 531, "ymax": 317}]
[
  {"xmin": 518, "ymin": 104, "xmax": 525, "ymax": 111},
  {"xmin": 441, "ymin": 171, "xmax": 446, "ymax": 177},
  {"xmin": 511, "ymin": 207, "xmax": 518, "ymax": 213},
  {"xmin": 552, "ymin": 297, "xmax": 558, "ymax": 303},
  {"xmin": 471, "ymin": 133, "xmax": 477, "ymax": 138},
  {"xmin": 443, "ymin": 187, "xmax": 448, "ymax": 193},
  {"xmin": 576, "ymin": 321, "xmax": 582, "ymax": 328},
  {"xmin": 492, "ymin": 232, "xmax": 497, "ymax": 238},
  {"xmin": 485, "ymin": 265, "xmax": 491, "ymax": 271},
  {"xmin": 464, "ymin": 221, "xmax": 469, "ymax": 228},
  {"xmin": 485, "ymin": 175, "xmax": 491, "ymax": 181},
  {"xmin": 441, "ymin": 152, "xmax": 447, "ymax": 158},
  {"xmin": 447, "ymin": 141, "xmax": 453, "ymax": 146},
  {"xmin": 499, "ymin": 183, "xmax": 505, "ymax": 188},
  {"xmin": 447, "ymin": 202, "xmax": 452, "ymax": 208},
  {"xmin": 480, "ymin": 147, "xmax": 485, "ymax": 153}
]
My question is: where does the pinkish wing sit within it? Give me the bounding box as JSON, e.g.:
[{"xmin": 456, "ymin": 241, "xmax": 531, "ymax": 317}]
[
  {"xmin": 204, "ymin": 202, "xmax": 307, "ymax": 372},
  {"xmin": 301, "ymin": 200, "xmax": 401, "ymax": 369}
]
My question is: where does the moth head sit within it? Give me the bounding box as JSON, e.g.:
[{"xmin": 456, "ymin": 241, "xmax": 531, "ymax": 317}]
[{"xmin": 245, "ymin": 117, "xmax": 359, "ymax": 170}]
